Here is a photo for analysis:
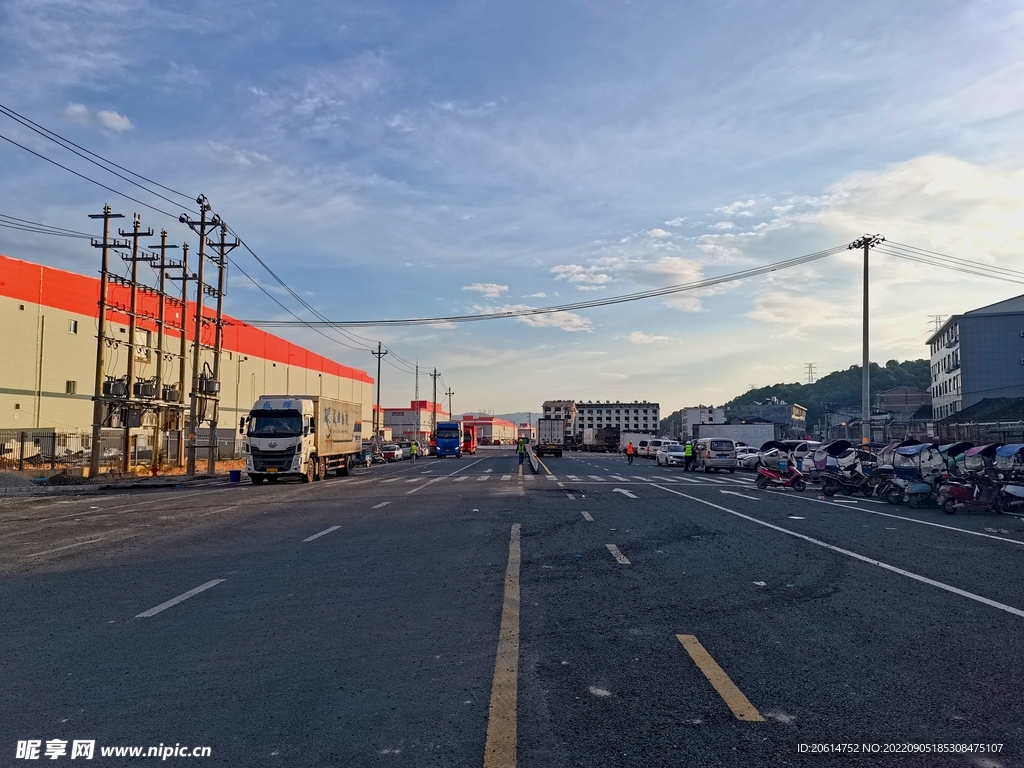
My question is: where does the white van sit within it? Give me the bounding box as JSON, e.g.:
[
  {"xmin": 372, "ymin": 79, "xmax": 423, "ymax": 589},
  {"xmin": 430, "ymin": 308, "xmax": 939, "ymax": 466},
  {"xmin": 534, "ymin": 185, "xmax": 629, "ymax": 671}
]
[
  {"xmin": 695, "ymin": 437, "xmax": 737, "ymax": 472},
  {"xmin": 644, "ymin": 438, "xmax": 676, "ymax": 459}
]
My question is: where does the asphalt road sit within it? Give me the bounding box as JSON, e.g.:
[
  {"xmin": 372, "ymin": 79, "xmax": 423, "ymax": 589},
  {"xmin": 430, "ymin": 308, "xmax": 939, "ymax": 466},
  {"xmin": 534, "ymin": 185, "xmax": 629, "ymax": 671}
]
[{"xmin": 2, "ymin": 448, "xmax": 1023, "ymax": 767}]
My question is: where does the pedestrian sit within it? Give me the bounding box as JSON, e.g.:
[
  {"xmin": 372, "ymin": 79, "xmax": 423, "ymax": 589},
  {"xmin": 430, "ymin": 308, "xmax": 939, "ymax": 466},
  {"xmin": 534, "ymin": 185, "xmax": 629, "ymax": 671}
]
[
  {"xmin": 517, "ymin": 437, "xmax": 526, "ymax": 466},
  {"xmin": 626, "ymin": 441, "xmax": 635, "ymax": 465},
  {"xmin": 684, "ymin": 441, "xmax": 694, "ymax": 471},
  {"xmin": 410, "ymin": 442, "xmax": 418, "ymax": 462}
]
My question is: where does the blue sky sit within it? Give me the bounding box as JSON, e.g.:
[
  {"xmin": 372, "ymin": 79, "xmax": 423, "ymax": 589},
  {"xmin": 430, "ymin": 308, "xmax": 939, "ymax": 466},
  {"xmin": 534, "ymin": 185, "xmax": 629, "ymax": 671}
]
[{"xmin": 2, "ymin": 0, "xmax": 1023, "ymax": 415}]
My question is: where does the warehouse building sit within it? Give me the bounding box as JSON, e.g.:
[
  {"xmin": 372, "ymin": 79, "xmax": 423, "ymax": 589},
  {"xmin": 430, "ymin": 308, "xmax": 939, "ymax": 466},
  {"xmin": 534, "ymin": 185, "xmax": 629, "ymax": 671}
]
[
  {"xmin": 383, "ymin": 400, "xmax": 450, "ymax": 443},
  {"xmin": 0, "ymin": 254, "xmax": 374, "ymax": 446},
  {"xmin": 461, "ymin": 414, "xmax": 518, "ymax": 444}
]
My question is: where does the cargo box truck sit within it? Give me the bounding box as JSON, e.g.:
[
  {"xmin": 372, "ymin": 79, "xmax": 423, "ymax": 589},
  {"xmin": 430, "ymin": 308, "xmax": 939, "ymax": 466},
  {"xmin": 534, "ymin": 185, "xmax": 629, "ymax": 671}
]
[
  {"xmin": 242, "ymin": 395, "xmax": 364, "ymax": 484},
  {"xmin": 535, "ymin": 417, "xmax": 565, "ymax": 458}
]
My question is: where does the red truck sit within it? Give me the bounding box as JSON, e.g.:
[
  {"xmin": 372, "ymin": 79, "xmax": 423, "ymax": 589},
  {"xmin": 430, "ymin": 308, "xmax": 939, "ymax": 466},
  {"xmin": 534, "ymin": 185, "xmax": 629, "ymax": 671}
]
[{"xmin": 462, "ymin": 424, "xmax": 478, "ymax": 455}]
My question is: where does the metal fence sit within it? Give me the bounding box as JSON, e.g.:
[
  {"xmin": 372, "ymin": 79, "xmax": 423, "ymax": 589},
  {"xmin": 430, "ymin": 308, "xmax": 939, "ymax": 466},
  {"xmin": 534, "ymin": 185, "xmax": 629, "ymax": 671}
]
[
  {"xmin": 0, "ymin": 430, "xmax": 122, "ymax": 473},
  {"xmin": 937, "ymin": 421, "xmax": 1024, "ymax": 445}
]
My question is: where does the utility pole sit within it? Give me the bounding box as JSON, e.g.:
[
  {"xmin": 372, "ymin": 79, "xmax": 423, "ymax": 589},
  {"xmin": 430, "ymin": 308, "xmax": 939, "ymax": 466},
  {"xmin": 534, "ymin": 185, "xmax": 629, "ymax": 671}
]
[
  {"xmin": 430, "ymin": 368, "xmax": 441, "ymax": 436},
  {"xmin": 88, "ymin": 205, "xmax": 125, "ymax": 479},
  {"xmin": 165, "ymin": 242, "xmax": 192, "ymax": 466},
  {"xmin": 804, "ymin": 363, "xmax": 816, "ymax": 385},
  {"xmin": 149, "ymin": 230, "xmax": 178, "ymax": 471},
  {"xmin": 445, "ymin": 388, "xmax": 454, "ymax": 419},
  {"xmin": 414, "ymin": 362, "xmax": 419, "ymax": 443},
  {"xmin": 118, "ymin": 214, "xmax": 155, "ymax": 472},
  {"xmin": 849, "ymin": 234, "xmax": 885, "ymax": 446},
  {"xmin": 180, "ymin": 196, "xmax": 221, "ymax": 476},
  {"xmin": 372, "ymin": 343, "xmax": 388, "ymax": 442},
  {"xmin": 204, "ymin": 222, "xmax": 238, "ymax": 474}
]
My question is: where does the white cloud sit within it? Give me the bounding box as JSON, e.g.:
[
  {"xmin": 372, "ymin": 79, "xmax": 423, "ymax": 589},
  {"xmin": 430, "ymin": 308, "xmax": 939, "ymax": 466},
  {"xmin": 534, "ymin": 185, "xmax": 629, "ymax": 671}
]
[
  {"xmin": 599, "ymin": 372, "xmax": 628, "ymax": 379},
  {"xmin": 63, "ymin": 103, "xmax": 89, "ymax": 123},
  {"xmin": 648, "ymin": 228, "xmax": 671, "ymax": 238},
  {"xmin": 480, "ymin": 304, "xmax": 591, "ymax": 332},
  {"xmin": 96, "ymin": 110, "xmax": 133, "ymax": 131},
  {"xmin": 664, "ymin": 217, "xmax": 687, "ymax": 226},
  {"xmin": 550, "ymin": 264, "xmax": 613, "ymax": 286},
  {"xmin": 716, "ymin": 199, "xmax": 756, "ymax": 215},
  {"xmin": 628, "ymin": 331, "xmax": 671, "ymax": 345},
  {"xmin": 462, "ymin": 282, "xmax": 509, "ymax": 298},
  {"xmin": 526, "ymin": 292, "xmax": 547, "ymax": 298},
  {"xmin": 713, "ymin": 221, "xmax": 736, "ymax": 230}
]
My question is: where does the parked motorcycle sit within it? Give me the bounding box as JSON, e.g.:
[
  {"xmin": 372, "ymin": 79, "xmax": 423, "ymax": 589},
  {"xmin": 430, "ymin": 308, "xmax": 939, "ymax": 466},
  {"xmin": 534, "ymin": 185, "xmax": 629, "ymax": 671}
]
[
  {"xmin": 754, "ymin": 442, "xmax": 807, "ymax": 491},
  {"xmin": 994, "ymin": 444, "xmax": 1024, "ymax": 512},
  {"xmin": 817, "ymin": 441, "xmax": 874, "ymax": 496},
  {"xmin": 936, "ymin": 444, "xmax": 1003, "ymax": 514}
]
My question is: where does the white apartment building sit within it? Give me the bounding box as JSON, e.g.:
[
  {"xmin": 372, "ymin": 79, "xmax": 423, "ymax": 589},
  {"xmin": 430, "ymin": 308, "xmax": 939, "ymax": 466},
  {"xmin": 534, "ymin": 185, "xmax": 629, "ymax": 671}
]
[
  {"xmin": 542, "ymin": 400, "xmax": 660, "ymax": 440},
  {"xmin": 679, "ymin": 406, "xmax": 726, "ymax": 439}
]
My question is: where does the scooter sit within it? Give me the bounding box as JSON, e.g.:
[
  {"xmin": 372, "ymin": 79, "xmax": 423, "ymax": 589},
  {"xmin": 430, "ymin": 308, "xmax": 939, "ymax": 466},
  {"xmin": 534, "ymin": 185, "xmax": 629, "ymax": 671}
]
[
  {"xmin": 755, "ymin": 458, "xmax": 807, "ymax": 492},
  {"xmin": 937, "ymin": 474, "xmax": 1001, "ymax": 515}
]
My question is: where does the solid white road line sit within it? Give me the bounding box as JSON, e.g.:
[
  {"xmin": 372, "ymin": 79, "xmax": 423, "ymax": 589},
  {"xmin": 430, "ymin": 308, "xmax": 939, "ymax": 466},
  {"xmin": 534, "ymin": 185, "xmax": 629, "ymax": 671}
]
[
  {"xmin": 652, "ymin": 484, "xmax": 1024, "ymax": 620},
  {"xmin": 406, "ymin": 478, "xmax": 421, "ymax": 483},
  {"xmin": 372, "ymin": 501, "xmax": 391, "ymax": 509},
  {"xmin": 612, "ymin": 488, "xmax": 638, "ymax": 499},
  {"xmin": 720, "ymin": 490, "xmax": 759, "ymax": 501},
  {"xmin": 581, "ymin": 511, "xmax": 594, "ymax": 521},
  {"xmin": 483, "ymin": 523, "xmax": 521, "ymax": 768},
  {"xmin": 136, "ymin": 579, "xmax": 225, "ymax": 618},
  {"xmin": 407, "ymin": 478, "xmax": 442, "ymax": 495},
  {"xmin": 589, "ymin": 475, "xmax": 605, "ymax": 481},
  {"xmin": 382, "ymin": 478, "xmax": 400, "ymax": 483},
  {"xmin": 198, "ymin": 506, "xmax": 237, "ymax": 517},
  {"xmin": 303, "ymin": 525, "xmax": 341, "ymax": 542},
  {"xmin": 606, "ymin": 544, "xmax": 631, "ymax": 564},
  {"xmin": 27, "ymin": 537, "xmax": 107, "ymax": 557}
]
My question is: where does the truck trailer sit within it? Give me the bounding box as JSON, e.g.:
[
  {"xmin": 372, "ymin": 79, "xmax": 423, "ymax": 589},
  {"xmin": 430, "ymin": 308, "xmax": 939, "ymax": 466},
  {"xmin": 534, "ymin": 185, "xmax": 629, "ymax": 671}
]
[
  {"xmin": 242, "ymin": 395, "xmax": 364, "ymax": 484},
  {"xmin": 535, "ymin": 417, "xmax": 565, "ymax": 458}
]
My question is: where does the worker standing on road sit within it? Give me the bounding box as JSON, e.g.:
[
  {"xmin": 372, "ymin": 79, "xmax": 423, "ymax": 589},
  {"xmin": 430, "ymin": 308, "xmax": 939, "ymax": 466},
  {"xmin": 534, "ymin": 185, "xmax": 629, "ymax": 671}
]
[
  {"xmin": 517, "ymin": 438, "xmax": 526, "ymax": 466},
  {"xmin": 410, "ymin": 442, "xmax": 418, "ymax": 462},
  {"xmin": 684, "ymin": 441, "xmax": 694, "ymax": 471},
  {"xmin": 626, "ymin": 441, "xmax": 635, "ymax": 465}
]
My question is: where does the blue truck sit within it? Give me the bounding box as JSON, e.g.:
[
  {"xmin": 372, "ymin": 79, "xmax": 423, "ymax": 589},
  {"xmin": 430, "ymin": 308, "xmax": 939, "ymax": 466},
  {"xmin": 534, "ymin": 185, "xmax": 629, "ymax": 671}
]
[{"xmin": 434, "ymin": 421, "xmax": 463, "ymax": 458}]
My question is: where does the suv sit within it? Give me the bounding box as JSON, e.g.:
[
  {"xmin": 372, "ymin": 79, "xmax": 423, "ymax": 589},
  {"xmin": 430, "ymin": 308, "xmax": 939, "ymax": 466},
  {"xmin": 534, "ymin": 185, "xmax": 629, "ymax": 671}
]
[{"xmin": 381, "ymin": 444, "xmax": 402, "ymax": 462}]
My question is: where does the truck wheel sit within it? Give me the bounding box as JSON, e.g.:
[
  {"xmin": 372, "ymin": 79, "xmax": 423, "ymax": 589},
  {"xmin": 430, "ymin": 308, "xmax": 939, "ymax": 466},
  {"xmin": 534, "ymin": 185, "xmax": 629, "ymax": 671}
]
[
  {"xmin": 301, "ymin": 460, "xmax": 313, "ymax": 483},
  {"xmin": 316, "ymin": 457, "xmax": 327, "ymax": 481},
  {"xmin": 251, "ymin": 474, "xmax": 265, "ymax": 485},
  {"xmin": 339, "ymin": 456, "xmax": 352, "ymax": 477}
]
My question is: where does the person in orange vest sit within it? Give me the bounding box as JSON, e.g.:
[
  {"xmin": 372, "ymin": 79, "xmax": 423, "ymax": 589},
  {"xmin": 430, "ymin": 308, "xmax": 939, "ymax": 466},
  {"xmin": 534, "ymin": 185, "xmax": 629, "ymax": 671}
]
[{"xmin": 626, "ymin": 441, "xmax": 636, "ymax": 465}]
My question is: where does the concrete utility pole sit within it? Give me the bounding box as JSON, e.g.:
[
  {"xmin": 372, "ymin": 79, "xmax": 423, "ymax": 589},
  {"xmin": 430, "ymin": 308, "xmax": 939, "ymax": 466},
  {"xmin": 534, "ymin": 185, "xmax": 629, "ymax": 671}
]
[
  {"xmin": 118, "ymin": 214, "xmax": 155, "ymax": 472},
  {"xmin": 165, "ymin": 242, "xmax": 192, "ymax": 467},
  {"xmin": 180, "ymin": 196, "xmax": 221, "ymax": 476},
  {"xmin": 445, "ymin": 388, "xmax": 454, "ymax": 420},
  {"xmin": 204, "ymin": 222, "xmax": 238, "ymax": 474},
  {"xmin": 372, "ymin": 343, "xmax": 388, "ymax": 442},
  {"xmin": 149, "ymin": 230, "xmax": 178, "ymax": 470},
  {"xmin": 849, "ymin": 234, "xmax": 885, "ymax": 446},
  {"xmin": 88, "ymin": 205, "xmax": 124, "ymax": 479},
  {"xmin": 415, "ymin": 362, "xmax": 419, "ymax": 442},
  {"xmin": 430, "ymin": 368, "xmax": 441, "ymax": 436}
]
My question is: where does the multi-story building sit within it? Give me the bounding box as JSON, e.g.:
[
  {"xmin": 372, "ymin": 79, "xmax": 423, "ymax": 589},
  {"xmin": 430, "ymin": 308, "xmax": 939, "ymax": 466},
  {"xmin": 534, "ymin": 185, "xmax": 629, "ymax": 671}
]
[
  {"xmin": 0, "ymin": 254, "xmax": 374, "ymax": 442},
  {"xmin": 540, "ymin": 400, "xmax": 578, "ymax": 440},
  {"xmin": 517, "ymin": 423, "xmax": 536, "ymax": 442},
  {"xmin": 928, "ymin": 295, "xmax": 1024, "ymax": 420},
  {"xmin": 677, "ymin": 406, "xmax": 726, "ymax": 439},
  {"xmin": 461, "ymin": 414, "xmax": 517, "ymax": 444},
  {"xmin": 382, "ymin": 401, "xmax": 450, "ymax": 443},
  {"xmin": 572, "ymin": 400, "xmax": 660, "ymax": 440},
  {"xmin": 725, "ymin": 399, "xmax": 807, "ymax": 439}
]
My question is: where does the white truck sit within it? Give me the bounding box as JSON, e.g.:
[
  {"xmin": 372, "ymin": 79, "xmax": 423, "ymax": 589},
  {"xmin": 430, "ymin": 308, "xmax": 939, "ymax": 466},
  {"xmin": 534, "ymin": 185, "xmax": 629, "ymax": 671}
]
[
  {"xmin": 242, "ymin": 395, "xmax": 364, "ymax": 484},
  {"xmin": 582, "ymin": 427, "xmax": 596, "ymax": 450},
  {"xmin": 619, "ymin": 431, "xmax": 653, "ymax": 453},
  {"xmin": 693, "ymin": 423, "xmax": 777, "ymax": 447},
  {"xmin": 535, "ymin": 417, "xmax": 565, "ymax": 458}
]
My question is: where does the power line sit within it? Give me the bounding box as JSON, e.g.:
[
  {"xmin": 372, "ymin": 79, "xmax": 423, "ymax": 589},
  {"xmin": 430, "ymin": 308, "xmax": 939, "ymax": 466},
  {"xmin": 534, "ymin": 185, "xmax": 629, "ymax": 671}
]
[{"xmin": 244, "ymin": 245, "xmax": 850, "ymax": 328}]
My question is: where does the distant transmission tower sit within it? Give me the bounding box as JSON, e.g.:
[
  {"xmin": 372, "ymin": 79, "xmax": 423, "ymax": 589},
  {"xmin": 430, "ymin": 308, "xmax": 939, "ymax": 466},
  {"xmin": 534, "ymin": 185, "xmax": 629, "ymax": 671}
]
[
  {"xmin": 804, "ymin": 363, "xmax": 816, "ymax": 384},
  {"xmin": 929, "ymin": 315, "xmax": 946, "ymax": 332}
]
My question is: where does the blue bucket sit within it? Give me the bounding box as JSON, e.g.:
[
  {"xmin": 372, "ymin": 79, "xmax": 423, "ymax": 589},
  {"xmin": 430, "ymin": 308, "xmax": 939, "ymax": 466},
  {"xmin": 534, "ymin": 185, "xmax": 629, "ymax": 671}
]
[{"xmin": 229, "ymin": 470, "xmax": 242, "ymax": 483}]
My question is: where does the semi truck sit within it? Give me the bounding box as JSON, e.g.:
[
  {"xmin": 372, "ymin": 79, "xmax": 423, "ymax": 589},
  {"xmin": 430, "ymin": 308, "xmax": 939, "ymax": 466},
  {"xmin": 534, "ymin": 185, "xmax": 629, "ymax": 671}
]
[
  {"xmin": 462, "ymin": 423, "xmax": 478, "ymax": 455},
  {"xmin": 434, "ymin": 421, "xmax": 463, "ymax": 458},
  {"xmin": 242, "ymin": 395, "xmax": 364, "ymax": 484},
  {"xmin": 535, "ymin": 417, "xmax": 565, "ymax": 458}
]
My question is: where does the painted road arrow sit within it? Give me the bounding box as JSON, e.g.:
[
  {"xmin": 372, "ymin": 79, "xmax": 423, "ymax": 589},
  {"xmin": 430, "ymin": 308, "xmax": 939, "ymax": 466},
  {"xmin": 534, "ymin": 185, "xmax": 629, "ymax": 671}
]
[
  {"xmin": 613, "ymin": 488, "xmax": 638, "ymax": 499},
  {"xmin": 720, "ymin": 490, "xmax": 758, "ymax": 501}
]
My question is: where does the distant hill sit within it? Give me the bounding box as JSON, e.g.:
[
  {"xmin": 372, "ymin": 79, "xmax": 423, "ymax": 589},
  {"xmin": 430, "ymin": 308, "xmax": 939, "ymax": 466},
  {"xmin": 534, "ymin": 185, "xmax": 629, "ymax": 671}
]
[{"xmin": 660, "ymin": 359, "xmax": 930, "ymax": 435}]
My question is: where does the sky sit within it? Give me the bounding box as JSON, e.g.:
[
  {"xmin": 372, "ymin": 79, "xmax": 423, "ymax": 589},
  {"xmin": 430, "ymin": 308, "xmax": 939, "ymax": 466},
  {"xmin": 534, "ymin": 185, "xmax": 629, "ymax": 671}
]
[{"xmin": 1, "ymin": 0, "xmax": 1023, "ymax": 416}]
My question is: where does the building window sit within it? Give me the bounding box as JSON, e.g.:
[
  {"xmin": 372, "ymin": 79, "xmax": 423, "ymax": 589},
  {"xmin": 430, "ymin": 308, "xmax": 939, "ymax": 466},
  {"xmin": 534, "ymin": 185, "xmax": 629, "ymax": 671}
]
[
  {"xmin": 68, "ymin": 320, "xmax": 78, "ymax": 334},
  {"xmin": 65, "ymin": 380, "xmax": 77, "ymax": 394}
]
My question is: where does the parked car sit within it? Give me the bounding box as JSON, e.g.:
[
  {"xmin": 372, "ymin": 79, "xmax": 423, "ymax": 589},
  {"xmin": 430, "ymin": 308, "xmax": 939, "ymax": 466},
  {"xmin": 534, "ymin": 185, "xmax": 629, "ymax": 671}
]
[
  {"xmin": 643, "ymin": 438, "xmax": 675, "ymax": 458},
  {"xmin": 656, "ymin": 444, "xmax": 688, "ymax": 466},
  {"xmin": 736, "ymin": 446, "xmax": 761, "ymax": 469},
  {"xmin": 381, "ymin": 444, "xmax": 403, "ymax": 462}
]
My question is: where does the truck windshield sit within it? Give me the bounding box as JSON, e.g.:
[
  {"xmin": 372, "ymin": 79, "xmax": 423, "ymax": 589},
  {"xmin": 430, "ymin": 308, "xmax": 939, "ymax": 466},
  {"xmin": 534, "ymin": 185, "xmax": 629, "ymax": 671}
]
[
  {"xmin": 437, "ymin": 429, "xmax": 460, "ymax": 439},
  {"xmin": 249, "ymin": 410, "xmax": 303, "ymax": 436}
]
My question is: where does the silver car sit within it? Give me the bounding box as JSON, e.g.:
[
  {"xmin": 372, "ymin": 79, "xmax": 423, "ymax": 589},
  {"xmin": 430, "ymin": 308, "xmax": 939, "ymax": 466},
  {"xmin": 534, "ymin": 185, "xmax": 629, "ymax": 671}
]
[{"xmin": 656, "ymin": 444, "xmax": 688, "ymax": 466}]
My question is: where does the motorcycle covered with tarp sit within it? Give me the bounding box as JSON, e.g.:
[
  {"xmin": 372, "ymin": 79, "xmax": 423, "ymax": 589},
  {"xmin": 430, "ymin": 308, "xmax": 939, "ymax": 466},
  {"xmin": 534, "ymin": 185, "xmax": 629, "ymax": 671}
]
[
  {"xmin": 891, "ymin": 442, "xmax": 944, "ymax": 508},
  {"xmin": 872, "ymin": 440, "xmax": 923, "ymax": 504},
  {"xmin": 995, "ymin": 444, "xmax": 1024, "ymax": 512},
  {"xmin": 936, "ymin": 443, "xmax": 1003, "ymax": 515},
  {"xmin": 754, "ymin": 441, "xmax": 807, "ymax": 491},
  {"xmin": 938, "ymin": 441, "xmax": 973, "ymax": 477},
  {"xmin": 816, "ymin": 440, "xmax": 873, "ymax": 496}
]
